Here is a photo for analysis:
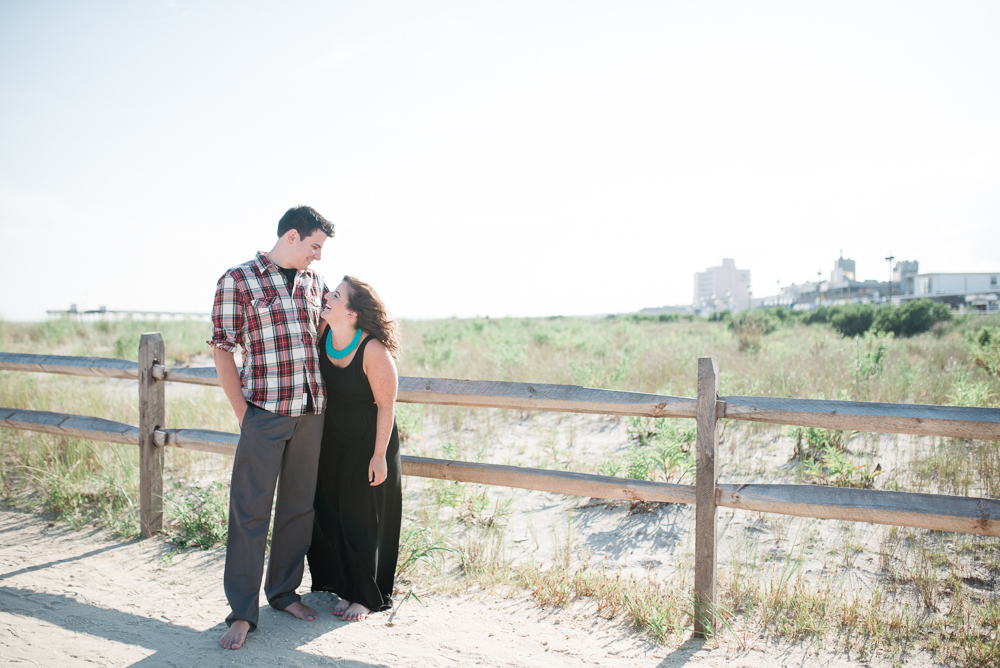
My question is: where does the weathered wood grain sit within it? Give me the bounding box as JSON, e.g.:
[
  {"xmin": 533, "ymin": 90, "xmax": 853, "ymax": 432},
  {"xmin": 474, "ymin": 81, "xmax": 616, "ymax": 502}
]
[
  {"xmin": 2, "ymin": 408, "xmax": 999, "ymax": 538},
  {"xmin": 722, "ymin": 396, "xmax": 1000, "ymax": 441},
  {"xmin": 718, "ymin": 483, "xmax": 1000, "ymax": 537},
  {"xmin": 160, "ymin": 370, "xmax": 701, "ymax": 417},
  {"xmin": 161, "ymin": 366, "xmax": 224, "ymax": 386},
  {"xmin": 156, "ymin": 428, "xmax": 239, "ymax": 456},
  {"xmin": 401, "ymin": 456, "xmax": 698, "ymax": 503},
  {"xmin": 397, "ymin": 377, "xmax": 699, "ymax": 418},
  {"xmin": 694, "ymin": 357, "xmax": 720, "ymax": 637},
  {"xmin": 104, "ymin": 423, "xmax": 701, "ymax": 501},
  {"xmin": 0, "ymin": 352, "xmax": 139, "ymax": 379},
  {"xmin": 5, "ymin": 349, "xmax": 998, "ymax": 440},
  {"xmin": 139, "ymin": 334, "xmax": 165, "ymax": 538},
  {"xmin": 0, "ymin": 408, "xmax": 139, "ymax": 444}
]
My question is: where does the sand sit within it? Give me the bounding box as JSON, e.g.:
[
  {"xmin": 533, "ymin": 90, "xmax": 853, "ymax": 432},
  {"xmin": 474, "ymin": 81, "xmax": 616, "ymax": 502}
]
[
  {"xmin": 1, "ymin": 393, "xmax": 964, "ymax": 667},
  {"xmin": 0, "ymin": 506, "xmax": 946, "ymax": 668}
]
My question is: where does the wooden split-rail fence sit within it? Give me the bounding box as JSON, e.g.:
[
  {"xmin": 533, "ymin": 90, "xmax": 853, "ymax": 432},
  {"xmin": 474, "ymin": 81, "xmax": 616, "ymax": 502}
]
[{"xmin": 2, "ymin": 333, "xmax": 1000, "ymax": 636}]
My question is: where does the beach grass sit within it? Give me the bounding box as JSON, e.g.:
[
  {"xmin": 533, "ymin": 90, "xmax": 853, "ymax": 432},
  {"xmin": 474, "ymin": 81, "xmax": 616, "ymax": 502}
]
[{"xmin": 1, "ymin": 312, "xmax": 999, "ymax": 663}]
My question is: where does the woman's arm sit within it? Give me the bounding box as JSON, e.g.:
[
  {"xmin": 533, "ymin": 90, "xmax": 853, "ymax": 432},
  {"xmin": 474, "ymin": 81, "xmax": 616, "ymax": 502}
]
[{"xmin": 364, "ymin": 339, "xmax": 398, "ymax": 486}]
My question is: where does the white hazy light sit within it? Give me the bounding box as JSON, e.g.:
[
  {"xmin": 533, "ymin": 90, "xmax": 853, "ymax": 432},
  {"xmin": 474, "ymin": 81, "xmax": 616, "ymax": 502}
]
[{"xmin": 0, "ymin": 1, "xmax": 998, "ymax": 321}]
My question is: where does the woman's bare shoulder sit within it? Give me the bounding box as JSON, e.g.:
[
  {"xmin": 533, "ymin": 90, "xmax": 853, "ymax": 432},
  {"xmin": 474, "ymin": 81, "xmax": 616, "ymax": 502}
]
[{"xmin": 362, "ymin": 335, "xmax": 393, "ymax": 362}]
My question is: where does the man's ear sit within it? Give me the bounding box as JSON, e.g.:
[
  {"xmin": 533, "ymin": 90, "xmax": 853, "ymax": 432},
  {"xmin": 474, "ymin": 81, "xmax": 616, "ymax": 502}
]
[{"xmin": 286, "ymin": 229, "xmax": 299, "ymax": 244}]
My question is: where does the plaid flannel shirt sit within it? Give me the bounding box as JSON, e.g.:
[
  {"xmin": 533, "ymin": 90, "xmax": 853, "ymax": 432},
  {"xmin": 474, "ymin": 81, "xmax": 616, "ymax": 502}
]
[{"xmin": 209, "ymin": 251, "xmax": 328, "ymax": 416}]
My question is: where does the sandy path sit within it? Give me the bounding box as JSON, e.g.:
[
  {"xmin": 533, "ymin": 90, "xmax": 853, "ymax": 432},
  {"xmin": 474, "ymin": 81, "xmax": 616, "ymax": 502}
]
[{"xmin": 0, "ymin": 509, "xmax": 945, "ymax": 668}]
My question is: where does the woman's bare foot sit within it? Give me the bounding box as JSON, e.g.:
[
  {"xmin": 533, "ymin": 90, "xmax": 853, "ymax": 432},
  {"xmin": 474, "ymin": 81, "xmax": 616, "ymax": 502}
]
[
  {"xmin": 341, "ymin": 602, "xmax": 370, "ymax": 621},
  {"xmin": 220, "ymin": 620, "xmax": 250, "ymax": 650},
  {"xmin": 283, "ymin": 601, "xmax": 318, "ymax": 621},
  {"xmin": 332, "ymin": 598, "xmax": 351, "ymax": 617}
]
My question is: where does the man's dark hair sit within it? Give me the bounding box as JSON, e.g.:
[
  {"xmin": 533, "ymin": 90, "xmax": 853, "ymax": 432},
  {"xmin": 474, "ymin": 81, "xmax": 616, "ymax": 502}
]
[{"xmin": 277, "ymin": 206, "xmax": 335, "ymax": 240}]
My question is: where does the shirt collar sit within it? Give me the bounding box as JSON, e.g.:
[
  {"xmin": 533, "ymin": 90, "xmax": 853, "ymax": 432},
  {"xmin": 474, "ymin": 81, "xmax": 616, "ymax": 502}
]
[
  {"xmin": 252, "ymin": 251, "xmax": 275, "ymax": 275},
  {"xmin": 254, "ymin": 250, "xmax": 297, "ymax": 281},
  {"xmin": 253, "ymin": 250, "xmax": 313, "ymax": 284},
  {"xmin": 253, "ymin": 251, "xmax": 314, "ymax": 279}
]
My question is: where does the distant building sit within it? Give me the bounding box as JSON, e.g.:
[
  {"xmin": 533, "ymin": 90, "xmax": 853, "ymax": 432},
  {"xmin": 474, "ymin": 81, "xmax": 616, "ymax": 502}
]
[
  {"xmin": 693, "ymin": 259, "xmax": 751, "ymax": 312},
  {"xmin": 761, "ymin": 255, "xmax": 998, "ymax": 312},
  {"xmin": 906, "ymin": 272, "xmax": 1000, "ymax": 310},
  {"xmin": 798, "ymin": 254, "xmax": 892, "ymax": 305},
  {"xmin": 763, "ymin": 254, "xmax": 892, "ymax": 309},
  {"xmin": 779, "ymin": 281, "xmax": 822, "ymax": 308},
  {"xmin": 638, "ymin": 304, "xmax": 694, "ymax": 315},
  {"xmin": 893, "ymin": 260, "xmax": 919, "ymax": 295},
  {"xmin": 914, "ymin": 272, "xmax": 997, "ymax": 297},
  {"xmin": 830, "ymin": 254, "xmax": 856, "ymax": 287}
]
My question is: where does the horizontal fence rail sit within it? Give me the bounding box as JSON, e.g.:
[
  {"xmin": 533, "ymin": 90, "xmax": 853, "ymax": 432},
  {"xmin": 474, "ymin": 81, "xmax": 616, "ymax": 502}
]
[
  {"xmin": 397, "ymin": 377, "xmax": 701, "ymax": 418},
  {"xmin": 3, "ymin": 408, "xmax": 999, "ymax": 538},
  {"xmin": 0, "ymin": 407, "xmax": 140, "ymax": 445},
  {"xmin": 4, "ymin": 352, "xmax": 999, "ymax": 440},
  {"xmin": 717, "ymin": 484, "xmax": 1000, "ymax": 536},
  {"xmin": 400, "ymin": 456, "xmax": 698, "ymax": 504},
  {"xmin": 0, "ymin": 408, "xmax": 698, "ymax": 504},
  {"xmin": 0, "ymin": 353, "xmax": 140, "ymax": 380},
  {"xmin": 4, "ymin": 345, "xmax": 1000, "ymax": 637},
  {"xmin": 154, "ymin": 428, "xmax": 239, "ymax": 456},
  {"xmin": 722, "ymin": 396, "xmax": 1000, "ymax": 441}
]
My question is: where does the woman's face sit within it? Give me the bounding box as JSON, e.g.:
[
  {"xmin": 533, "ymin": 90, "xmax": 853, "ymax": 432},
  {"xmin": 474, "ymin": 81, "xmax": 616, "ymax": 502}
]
[{"xmin": 322, "ymin": 281, "xmax": 355, "ymax": 325}]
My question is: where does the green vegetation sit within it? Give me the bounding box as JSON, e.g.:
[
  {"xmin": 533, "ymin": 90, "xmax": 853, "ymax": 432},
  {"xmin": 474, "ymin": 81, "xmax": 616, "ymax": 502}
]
[
  {"xmin": 400, "ymin": 309, "xmax": 997, "ymax": 406},
  {"xmin": 970, "ymin": 322, "xmax": 1000, "ymax": 378},
  {"xmin": 727, "ymin": 311, "xmax": 778, "ymax": 352},
  {"xmin": 721, "ymin": 526, "xmax": 1000, "ymax": 666},
  {"xmin": 829, "ymin": 303, "xmax": 878, "ymax": 338},
  {"xmin": 0, "ymin": 318, "xmax": 212, "ymax": 364},
  {"xmin": 0, "ymin": 318, "xmax": 235, "ymax": 546},
  {"xmin": 168, "ymin": 481, "xmax": 229, "ymax": 548},
  {"xmin": 809, "ymin": 299, "xmax": 952, "ymax": 339},
  {"xmin": 721, "ymin": 299, "xmax": 954, "ymax": 342},
  {"xmin": 1, "ymin": 311, "xmax": 999, "ymax": 664},
  {"xmin": 597, "ymin": 417, "xmax": 696, "ymax": 483}
]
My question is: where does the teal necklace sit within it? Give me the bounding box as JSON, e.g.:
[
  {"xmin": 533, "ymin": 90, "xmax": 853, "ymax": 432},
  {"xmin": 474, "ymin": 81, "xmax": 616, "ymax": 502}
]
[{"xmin": 326, "ymin": 328, "xmax": 362, "ymax": 360}]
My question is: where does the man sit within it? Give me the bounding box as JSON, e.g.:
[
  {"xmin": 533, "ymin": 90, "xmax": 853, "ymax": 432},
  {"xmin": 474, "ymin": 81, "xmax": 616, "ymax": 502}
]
[{"xmin": 209, "ymin": 206, "xmax": 334, "ymax": 650}]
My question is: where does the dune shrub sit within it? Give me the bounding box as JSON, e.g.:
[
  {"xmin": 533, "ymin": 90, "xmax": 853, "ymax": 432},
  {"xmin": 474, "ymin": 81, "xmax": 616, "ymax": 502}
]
[
  {"xmin": 803, "ymin": 306, "xmax": 830, "ymax": 324},
  {"xmin": 824, "ymin": 300, "xmax": 952, "ymax": 339},
  {"xmin": 872, "ymin": 299, "xmax": 952, "ymax": 338},
  {"xmin": 971, "ymin": 326, "xmax": 1000, "ymax": 377},
  {"xmin": 728, "ymin": 310, "xmax": 779, "ymax": 352},
  {"xmin": 828, "ymin": 304, "xmax": 877, "ymax": 338}
]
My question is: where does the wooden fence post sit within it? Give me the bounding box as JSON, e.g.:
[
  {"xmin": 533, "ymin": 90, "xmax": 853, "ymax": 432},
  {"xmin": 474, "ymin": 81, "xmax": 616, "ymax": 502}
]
[
  {"xmin": 139, "ymin": 333, "xmax": 165, "ymax": 538},
  {"xmin": 694, "ymin": 356, "xmax": 720, "ymax": 637}
]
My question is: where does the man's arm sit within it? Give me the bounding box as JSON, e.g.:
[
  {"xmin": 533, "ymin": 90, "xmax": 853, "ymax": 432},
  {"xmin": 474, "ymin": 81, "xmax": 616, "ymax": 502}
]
[
  {"xmin": 214, "ymin": 347, "xmax": 248, "ymax": 426},
  {"xmin": 209, "ymin": 271, "xmax": 247, "ymax": 426}
]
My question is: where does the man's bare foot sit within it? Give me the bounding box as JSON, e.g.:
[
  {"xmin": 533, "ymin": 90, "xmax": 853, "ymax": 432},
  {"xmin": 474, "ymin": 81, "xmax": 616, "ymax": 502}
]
[
  {"xmin": 332, "ymin": 598, "xmax": 351, "ymax": 617},
  {"xmin": 220, "ymin": 620, "xmax": 250, "ymax": 650},
  {"xmin": 341, "ymin": 602, "xmax": 370, "ymax": 621},
  {"xmin": 283, "ymin": 601, "xmax": 318, "ymax": 621}
]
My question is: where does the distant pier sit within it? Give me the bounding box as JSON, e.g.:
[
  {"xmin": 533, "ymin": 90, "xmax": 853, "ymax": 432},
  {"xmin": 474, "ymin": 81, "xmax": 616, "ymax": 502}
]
[{"xmin": 46, "ymin": 305, "xmax": 210, "ymax": 321}]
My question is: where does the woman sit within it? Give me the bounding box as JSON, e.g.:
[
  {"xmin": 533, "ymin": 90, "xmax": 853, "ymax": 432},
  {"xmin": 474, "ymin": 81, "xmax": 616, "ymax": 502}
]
[{"xmin": 307, "ymin": 276, "xmax": 402, "ymax": 621}]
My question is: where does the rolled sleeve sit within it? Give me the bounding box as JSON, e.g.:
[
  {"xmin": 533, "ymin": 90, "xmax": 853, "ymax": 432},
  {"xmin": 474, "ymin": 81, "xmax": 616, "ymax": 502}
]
[{"xmin": 209, "ymin": 272, "xmax": 242, "ymax": 352}]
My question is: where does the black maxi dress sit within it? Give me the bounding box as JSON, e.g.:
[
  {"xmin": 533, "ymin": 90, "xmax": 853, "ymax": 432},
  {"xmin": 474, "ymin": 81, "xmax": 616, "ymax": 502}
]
[{"xmin": 307, "ymin": 331, "xmax": 402, "ymax": 612}]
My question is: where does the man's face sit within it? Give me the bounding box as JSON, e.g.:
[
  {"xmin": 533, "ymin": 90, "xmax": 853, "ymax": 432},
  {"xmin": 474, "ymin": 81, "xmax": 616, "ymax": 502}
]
[{"xmin": 288, "ymin": 230, "xmax": 328, "ymax": 270}]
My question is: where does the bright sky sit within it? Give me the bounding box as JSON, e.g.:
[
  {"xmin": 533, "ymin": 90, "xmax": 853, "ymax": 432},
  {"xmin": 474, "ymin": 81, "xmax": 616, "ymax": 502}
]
[{"xmin": 1, "ymin": 1, "xmax": 998, "ymax": 321}]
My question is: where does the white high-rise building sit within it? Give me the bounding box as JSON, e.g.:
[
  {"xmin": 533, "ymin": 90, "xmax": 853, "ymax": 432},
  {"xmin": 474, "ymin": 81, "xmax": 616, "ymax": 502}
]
[{"xmin": 693, "ymin": 259, "xmax": 751, "ymax": 311}]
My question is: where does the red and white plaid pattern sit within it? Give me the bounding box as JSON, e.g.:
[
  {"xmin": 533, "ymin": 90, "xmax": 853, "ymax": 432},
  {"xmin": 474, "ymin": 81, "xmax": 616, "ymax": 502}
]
[{"xmin": 209, "ymin": 251, "xmax": 328, "ymax": 416}]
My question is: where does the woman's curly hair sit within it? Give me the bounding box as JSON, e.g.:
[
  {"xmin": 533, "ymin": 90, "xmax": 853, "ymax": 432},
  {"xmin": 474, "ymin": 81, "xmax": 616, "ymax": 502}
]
[{"xmin": 343, "ymin": 275, "xmax": 401, "ymax": 357}]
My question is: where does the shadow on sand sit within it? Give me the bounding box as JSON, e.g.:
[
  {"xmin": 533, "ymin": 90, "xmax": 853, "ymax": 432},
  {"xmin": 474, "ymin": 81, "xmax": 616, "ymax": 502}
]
[{"xmin": 0, "ymin": 584, "xmax": 385, "ymax": 668}]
